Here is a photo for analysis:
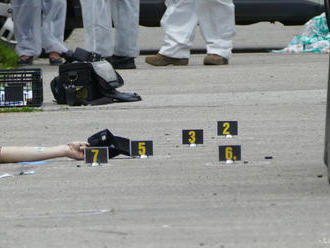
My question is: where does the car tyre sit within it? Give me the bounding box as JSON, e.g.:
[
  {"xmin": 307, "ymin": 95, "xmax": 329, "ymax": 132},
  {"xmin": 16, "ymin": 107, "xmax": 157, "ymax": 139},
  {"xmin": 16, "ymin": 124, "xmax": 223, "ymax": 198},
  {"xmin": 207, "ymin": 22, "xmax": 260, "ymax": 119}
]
[{"xmin": 0, "ymin": 0, "xmax": 16, "ymax": 47}]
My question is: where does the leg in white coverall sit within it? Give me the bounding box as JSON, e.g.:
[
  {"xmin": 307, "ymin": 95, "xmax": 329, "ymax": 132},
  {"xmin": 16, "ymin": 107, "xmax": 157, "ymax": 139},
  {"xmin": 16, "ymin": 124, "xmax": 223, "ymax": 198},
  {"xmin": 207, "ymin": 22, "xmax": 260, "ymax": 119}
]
[
  {"xmin": 11, "ymin": 0, "xmax": 67, "ymax": 57},
  {"xmin": 159, "ymin": 0, "xmax": 235, "ymax": 59},
  {"xmin": 79, "ymin": 0, "xmax": 139, "ymax": 58}
]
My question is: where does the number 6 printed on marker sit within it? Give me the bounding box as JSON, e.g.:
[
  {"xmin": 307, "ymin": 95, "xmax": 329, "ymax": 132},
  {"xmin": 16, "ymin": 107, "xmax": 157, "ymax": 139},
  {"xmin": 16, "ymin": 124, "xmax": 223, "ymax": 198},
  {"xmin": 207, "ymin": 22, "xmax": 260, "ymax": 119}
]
[{"xmin": 225, "ymin": 147, "xmax": 233, "ymax": 160}]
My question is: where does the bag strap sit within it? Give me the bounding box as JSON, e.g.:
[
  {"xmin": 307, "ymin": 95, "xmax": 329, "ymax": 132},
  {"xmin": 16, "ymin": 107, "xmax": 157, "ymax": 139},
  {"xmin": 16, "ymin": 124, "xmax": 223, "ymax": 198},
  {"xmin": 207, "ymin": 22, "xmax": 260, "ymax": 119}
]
[
  {"xmin": 50, "ymin": 76, "xmax": 66, "ymax": 104},
  {"xmin": 101, "ymin": 89, "xmax": 142, "ymax": 102}
]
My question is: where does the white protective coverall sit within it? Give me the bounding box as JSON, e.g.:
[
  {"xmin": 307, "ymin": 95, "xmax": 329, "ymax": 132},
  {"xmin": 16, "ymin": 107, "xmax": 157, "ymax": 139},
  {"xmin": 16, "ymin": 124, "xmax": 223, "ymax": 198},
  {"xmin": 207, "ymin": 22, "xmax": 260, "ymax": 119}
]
[
  {"xmin": 79, "ymin": 0, "xmax": 139, "ymax": 57},
  {"xmin": 159, "ymin": 0, "xmax": 235, "ymax": 59},
  {"xmin": 11, "ymin": 0, "xmax": 67, "ymax": 57}
]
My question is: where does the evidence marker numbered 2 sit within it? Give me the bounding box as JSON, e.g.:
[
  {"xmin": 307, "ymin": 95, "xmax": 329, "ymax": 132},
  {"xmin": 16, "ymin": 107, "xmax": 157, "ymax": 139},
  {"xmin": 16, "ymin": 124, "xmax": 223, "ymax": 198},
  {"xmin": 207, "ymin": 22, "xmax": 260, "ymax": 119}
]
[
  {"xmin": 217, "ymin": 121, "xmax": 238, "ymax": 136},
  {"xmin": 85, "ymin": 147, "xmax": 109, "ymax": 164},
  {"xmin": 131, "ymin": 141, "xmax": 153, "ymax": 157},
  {"xmin": 219, "ymin": 145, "xmax": 241, "ymax": 162},
  {"xmin": 182, "ymin": 129, "xmax": 203, "ymax": 145}
]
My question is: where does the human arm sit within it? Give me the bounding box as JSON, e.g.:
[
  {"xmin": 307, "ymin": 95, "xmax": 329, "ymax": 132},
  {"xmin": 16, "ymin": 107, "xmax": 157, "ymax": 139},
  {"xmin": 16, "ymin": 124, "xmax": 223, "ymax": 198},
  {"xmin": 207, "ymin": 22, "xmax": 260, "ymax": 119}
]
[{"xmin": 0, "ymin": 142, "xmax": 89, "ymax": 163}]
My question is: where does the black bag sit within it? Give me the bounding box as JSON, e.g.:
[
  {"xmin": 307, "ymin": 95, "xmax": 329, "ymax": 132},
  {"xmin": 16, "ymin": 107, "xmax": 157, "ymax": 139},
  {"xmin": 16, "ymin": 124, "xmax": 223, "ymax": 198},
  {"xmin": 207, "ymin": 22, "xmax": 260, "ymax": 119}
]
[
  {"xmin": 60, "ymin": 62, "xmax": 102, "ymax": 106},
  {"xmin": 50, "ymin": 62, "xmax": 105, "ymax": 106},
  {"xmin": 51, "ymin": 48, "xmax": 141, "ymax": 106}
]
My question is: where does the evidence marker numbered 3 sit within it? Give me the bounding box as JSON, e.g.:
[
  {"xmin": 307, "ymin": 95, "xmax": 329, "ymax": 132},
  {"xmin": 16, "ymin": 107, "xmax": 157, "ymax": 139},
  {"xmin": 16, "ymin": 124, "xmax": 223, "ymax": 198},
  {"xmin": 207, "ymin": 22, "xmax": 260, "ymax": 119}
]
[
  {"xmin": 219, "ymin": 145, "xmax": 241, "ymax": 162},
  {"xmin": 217, "ymin": 121, "xmax": 238, "ymax": 136},
  {"xmin": 85, "ymin": 147, "xmax": 109, "ymax": 164},
  {"xmin": 182, "ymin": 129, "xmax": 203, "ymax": 145},
  {"xmin": 131, "ymin": 141, "xmax": 153, "ymax": 157}
]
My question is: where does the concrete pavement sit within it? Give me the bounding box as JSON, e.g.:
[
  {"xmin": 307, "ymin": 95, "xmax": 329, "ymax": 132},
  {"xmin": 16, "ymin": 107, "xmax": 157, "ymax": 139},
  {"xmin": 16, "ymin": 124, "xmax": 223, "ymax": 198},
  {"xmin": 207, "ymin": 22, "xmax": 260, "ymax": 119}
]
[{"xmin": 0, "ymin": 24, "xmax": 330, "ymax": 247}]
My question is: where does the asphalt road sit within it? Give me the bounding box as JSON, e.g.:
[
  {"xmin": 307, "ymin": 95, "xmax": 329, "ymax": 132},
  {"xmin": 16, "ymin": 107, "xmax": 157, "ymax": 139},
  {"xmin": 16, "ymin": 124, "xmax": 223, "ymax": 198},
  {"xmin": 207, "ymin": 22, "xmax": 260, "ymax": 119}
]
[{"xmin": 0, "ymin": 23, "xmax": 330, "ymax": 248}]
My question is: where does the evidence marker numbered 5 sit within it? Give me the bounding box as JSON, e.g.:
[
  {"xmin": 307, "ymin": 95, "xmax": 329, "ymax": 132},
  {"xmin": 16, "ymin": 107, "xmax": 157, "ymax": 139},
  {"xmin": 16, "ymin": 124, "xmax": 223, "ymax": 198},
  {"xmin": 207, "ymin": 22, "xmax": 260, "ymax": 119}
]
[
  {"xmin": 182, "ymin": 129, "xmax": 203, "ymax": 145},
  {"xmin": 219, "ymin": 145, "xmax": 241, "ymax": 162},
  {"xmin": 85, "ymin": 147, "xmax": 109, "ymax": 164},
  {"xmin": 217, "ymin": 121, "xmax": 238, "ymax": 136},
  {"xmin": 131, "ymin": 141, "xmax": 153, "ymax": 157}
]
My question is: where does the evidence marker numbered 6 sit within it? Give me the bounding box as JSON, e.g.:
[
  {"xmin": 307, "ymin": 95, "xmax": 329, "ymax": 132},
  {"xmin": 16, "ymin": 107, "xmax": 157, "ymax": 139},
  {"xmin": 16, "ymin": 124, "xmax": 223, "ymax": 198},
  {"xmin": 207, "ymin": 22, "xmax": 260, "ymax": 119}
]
[
  {"xmin": 217, "ymin": 121, "xmax": 238, "ymax": 136},
  {"xmin": 219, "ymin": 145, "xmax": 241, "ymax": 162},
  {"xmin": 131, "ymin": 141, "xmax": 153, "ymax": 157},
  {"xmin": 182, "ymin": 129, "xmax": 203, "ymax": 145},
  {"xmin": 85, "ymin": 147, "xmax": 109, "ymax": 164}
]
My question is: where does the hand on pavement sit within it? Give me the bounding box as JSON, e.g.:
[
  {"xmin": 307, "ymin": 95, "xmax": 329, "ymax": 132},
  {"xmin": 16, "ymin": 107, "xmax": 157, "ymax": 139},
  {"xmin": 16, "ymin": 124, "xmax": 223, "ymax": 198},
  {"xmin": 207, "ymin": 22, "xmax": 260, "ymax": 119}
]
[{"xmin": 66, "ymin": 142, "xmax": 89, "ymax": 160}]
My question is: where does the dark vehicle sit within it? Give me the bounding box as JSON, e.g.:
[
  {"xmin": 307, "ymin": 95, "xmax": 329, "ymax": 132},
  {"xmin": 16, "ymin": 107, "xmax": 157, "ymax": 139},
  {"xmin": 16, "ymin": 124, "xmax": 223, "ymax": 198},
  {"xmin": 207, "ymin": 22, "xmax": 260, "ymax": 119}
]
[
  {"xmin": 0, "ymin": 0, "xmax": 325, "ymax": 47},
  {"xmin": 66, "ymin": 0, "xmax": 326, "ymax": 32},
  {"xmin": 323, "ymin": 0, "xmax": 330, "ymax": 183}
]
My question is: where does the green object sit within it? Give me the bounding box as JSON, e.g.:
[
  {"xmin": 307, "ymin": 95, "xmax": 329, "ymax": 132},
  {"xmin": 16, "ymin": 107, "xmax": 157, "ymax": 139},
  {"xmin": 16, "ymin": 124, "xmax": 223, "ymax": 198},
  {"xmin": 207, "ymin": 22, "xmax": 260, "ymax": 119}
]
[
  {"xmin": 0, "ymin": 42, "xmax": 18, "ymax": 68},
  {"xmin": 273, "ymin": 13, "xmax": 330, "ymax": 54},
  {"xmin": 0, "ymin": 107, "xmax": 43, "ymax": 113}
]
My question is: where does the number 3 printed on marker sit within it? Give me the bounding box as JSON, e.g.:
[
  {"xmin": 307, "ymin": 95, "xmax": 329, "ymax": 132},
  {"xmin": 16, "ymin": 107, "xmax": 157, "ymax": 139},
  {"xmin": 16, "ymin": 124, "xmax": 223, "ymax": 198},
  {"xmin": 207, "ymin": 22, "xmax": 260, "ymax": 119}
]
[{"xmin": 188, "ymin": 130, "xmax": 196, "ymax": 144}]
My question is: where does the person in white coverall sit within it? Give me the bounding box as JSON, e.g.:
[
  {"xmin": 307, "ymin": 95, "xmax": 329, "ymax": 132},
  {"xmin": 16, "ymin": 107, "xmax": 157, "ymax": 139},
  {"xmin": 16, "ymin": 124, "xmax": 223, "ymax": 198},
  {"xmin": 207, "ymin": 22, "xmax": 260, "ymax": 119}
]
[
  {"xmin": 145, "ymin": 0, "xmax": 235, "ymax": 66},
  {"xmin": 11, "ymin": 0, "xmax": 68, "ymax": 66},
  {"xmin": 80, "ymin": 0, "xmax": 139, "ymax": 69}
]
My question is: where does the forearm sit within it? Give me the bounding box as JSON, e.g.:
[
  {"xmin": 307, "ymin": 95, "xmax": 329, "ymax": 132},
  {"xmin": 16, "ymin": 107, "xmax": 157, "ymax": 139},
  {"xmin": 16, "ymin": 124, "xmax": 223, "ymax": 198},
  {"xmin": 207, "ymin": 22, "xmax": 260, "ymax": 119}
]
[{"xmin": 0, "ymin": 145, "xmax": 69, "ymax": 163}]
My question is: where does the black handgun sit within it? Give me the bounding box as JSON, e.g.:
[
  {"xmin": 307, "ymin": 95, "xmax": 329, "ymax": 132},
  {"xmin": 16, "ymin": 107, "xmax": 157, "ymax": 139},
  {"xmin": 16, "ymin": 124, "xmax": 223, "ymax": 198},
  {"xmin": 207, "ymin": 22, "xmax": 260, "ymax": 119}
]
[{"xmin": 88, "ymin": 129, "xmax": 130, "ymax": 158}]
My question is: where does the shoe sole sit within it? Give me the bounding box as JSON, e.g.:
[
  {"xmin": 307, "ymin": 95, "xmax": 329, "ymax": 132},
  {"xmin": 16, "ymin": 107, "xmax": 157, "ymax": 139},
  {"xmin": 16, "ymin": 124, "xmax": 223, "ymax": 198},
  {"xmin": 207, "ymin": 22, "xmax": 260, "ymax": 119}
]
[
  {"xmin": 203, "ymin": 56, "xmax": 228, "ymax": 65},
  {"xmin": 204, "ymin": 61, "xmax": 228, "ymax": 65},
  {"xmin": 18, "ymin": 58, "xmax": 33, "ymax": 66},
  {"xmin": 113, "ymin": 63, "xmax": 136, "ymax": 69},
  {"xmin": 145, "ymin": 59, "xmax": 188, "ymax": 66}
]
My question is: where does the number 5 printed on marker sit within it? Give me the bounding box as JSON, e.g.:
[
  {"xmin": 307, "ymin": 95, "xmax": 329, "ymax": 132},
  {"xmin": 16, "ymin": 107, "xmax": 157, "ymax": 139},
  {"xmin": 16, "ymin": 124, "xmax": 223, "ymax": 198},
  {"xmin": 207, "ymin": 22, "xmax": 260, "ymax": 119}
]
[{"xmin": 138, "ymin": 142, "xmax": 146, "ymax": 155}]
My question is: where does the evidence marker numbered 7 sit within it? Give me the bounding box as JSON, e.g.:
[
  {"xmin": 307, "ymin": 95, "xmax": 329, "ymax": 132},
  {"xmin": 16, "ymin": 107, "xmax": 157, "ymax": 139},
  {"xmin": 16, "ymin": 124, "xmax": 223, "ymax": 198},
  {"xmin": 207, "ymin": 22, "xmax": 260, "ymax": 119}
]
[
  {"xmin": 182, "ymin": 129, "xmax": 203, "ymax": 145},
  {"xmin": 85, "ymin": 147, "xmax": 109, "ymax": 164},
  {"xmin": 219, "ymin": 145, "xmax": 241, "ymax": 162},
  {"xmin": 217, "ymin": 121, "xmax": 238, "ymax": 136},
  {"xmin": 131, "ymin": 141, "xmax": 153, "ymax": 157}
]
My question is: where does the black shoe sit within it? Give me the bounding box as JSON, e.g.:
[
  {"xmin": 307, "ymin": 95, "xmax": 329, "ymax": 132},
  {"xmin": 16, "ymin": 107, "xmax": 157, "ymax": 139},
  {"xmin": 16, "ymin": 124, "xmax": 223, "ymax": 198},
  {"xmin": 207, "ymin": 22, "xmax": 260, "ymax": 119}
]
[
  {"xmin": 49, "ymin": 57, "xmax": 63, "ymax": 65},
  {"xmin": 106, "ymin": 55, "xmax": 136, "ymax": 69},
  {"xmin": 18, "ymin": 56, "xmax": 33, "ymax": 66}
]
